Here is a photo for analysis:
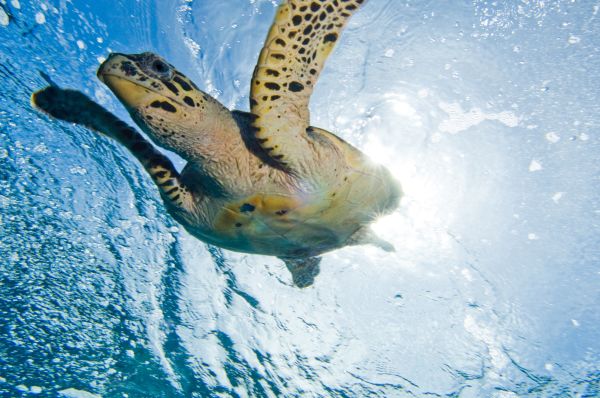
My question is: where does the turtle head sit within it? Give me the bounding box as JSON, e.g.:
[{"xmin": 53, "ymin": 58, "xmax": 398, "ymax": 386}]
[
  {"xmin": 97, "ymin": 52, "xmax": 225, "ymax": 154},
  {"xmin": 97, "ymin": 52, "xmax": 205, "ymax": 114}
]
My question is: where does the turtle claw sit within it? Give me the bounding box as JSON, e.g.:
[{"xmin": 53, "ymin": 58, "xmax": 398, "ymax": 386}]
[{"xmin": 38, "ymin": 70, "xmax": 59, "ymax": 87}]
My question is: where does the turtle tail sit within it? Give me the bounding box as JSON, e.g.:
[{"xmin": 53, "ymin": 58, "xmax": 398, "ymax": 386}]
[{"xmin": 32, "ymin": 86, "xmax": 194, "ymax": 210}]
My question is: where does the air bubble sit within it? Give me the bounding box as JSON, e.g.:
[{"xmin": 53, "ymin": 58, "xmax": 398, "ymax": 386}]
[{"xmin": 35, "ymin": 12, "xmax": 46, "ymax": 24}]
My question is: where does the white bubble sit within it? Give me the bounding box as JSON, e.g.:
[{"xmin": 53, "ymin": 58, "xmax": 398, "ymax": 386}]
[
  {"xmin": 384, "ymin": 48, "xmax": 394, "ymax": 58},
  {"xmin": 528, "ymin": 233, "xmax": 539, "ymax": 240},
  {"xmin": 10, "ymin": 0, "xmax": 19, "ymax": 9},
  {"xmin": 0, "ymin": 8, "xmax": 9, "ymax": 26},
  {"xmin": 183, "ymin": 37, "xmax": 200, "ymax": 57},
  {"xmin": 33, "ymin": 143, "xmax": 48, "ymax": 153},
  {"xmin": 568, "ymin": 35, "xmax": 581, "ymax": 44},
  {"xmin": 545, "ymin": 132, "xmax": 560, "ymax": 143},
  {"xmin": 76, "ymin": 39, "xmax": 86, "ymax": 50},
  {"xmin": 552, "ymin": 192, "xmax": 564, "ymax": 204},
  {"xmin": 35, "ymin": 12, "xmax": 46, "ymax": 24},
  {"xmin": 461, "ymin": 268, "xmax": 474, "ymax": 282},
  {"xmin": 58, "ymin": 388, "xmax": 101, "ymax": 398},
  {"xmin": 528, "ymin": 159, "xmax": 542, "ymax": 172},
  {"xmin": 69, "ymin": 166, "xmax": 87, "ymax": 175}
]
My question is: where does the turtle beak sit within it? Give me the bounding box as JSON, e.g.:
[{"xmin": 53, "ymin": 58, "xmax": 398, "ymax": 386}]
[
  {"xmin": 102, "ymin": 75, "xmax": 151, "ymax": 108},
  {"xmin": 97, "ymin": 52, "xmax": 126, "ymax": 82},
  {"xmin": 97, "ymin": 53, "xmax": 112, "ymax": 81},
  {"xmin": 97, "ymin": 53, "xmax": 151, "ymax": 108}
]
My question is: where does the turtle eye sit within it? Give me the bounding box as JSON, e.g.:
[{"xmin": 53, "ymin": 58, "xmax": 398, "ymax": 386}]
[{"xmin": 150, "ymin": 59, "xmax": 171, "ymax": 76}]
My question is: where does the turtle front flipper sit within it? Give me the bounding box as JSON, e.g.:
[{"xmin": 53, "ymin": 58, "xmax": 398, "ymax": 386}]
[
  {"xmin": 281, "ymin": 256, "xmax": 321, "ymax": 288},
  {"xmin": 32, "ymin": 86, "xmax": 195, "ymax": 211},
  {"xmin": 250, "ymin": 0, "xmax": 367, "ymax": 173}
]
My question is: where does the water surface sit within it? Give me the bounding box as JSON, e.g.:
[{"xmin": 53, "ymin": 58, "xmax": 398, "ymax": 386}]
[{"xmin": 1, "ymin": 0, "xmax": 599, "ymax": 396}]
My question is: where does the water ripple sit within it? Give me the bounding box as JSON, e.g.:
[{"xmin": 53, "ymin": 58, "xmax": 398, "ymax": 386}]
[{"xmin": 1, "ymin": 0, "xmax": 599, "ymax": 396}]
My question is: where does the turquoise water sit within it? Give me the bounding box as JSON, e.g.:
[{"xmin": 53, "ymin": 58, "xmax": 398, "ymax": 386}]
[{"xmin": 1, "ymin": 0, "xmax": 600, "ymax": 396}]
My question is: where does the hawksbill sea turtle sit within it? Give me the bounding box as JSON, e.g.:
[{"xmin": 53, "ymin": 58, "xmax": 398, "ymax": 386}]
[{"xmin": 32, "ymin": 0, "xmax": 402, "ymax": 287}]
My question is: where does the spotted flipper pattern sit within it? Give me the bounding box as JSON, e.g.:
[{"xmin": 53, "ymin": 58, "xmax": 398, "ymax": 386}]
[
  {"xmin": 250, "ymin": 0, "xmax": 366, "ymax": 171},
  {"xmin": 31, "ymin": 86, "xmax": 194, "ymax": 211}
]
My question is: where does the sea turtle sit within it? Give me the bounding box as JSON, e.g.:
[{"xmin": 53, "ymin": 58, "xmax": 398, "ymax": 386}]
[{"xmin": 32, "ymin": 0, "xmax": 401, "ymax": 287}]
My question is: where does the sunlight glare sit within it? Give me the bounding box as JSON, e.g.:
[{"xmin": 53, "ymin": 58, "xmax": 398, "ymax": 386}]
[{"xmin": 364, "ymin": 97, "xmax": 459, "ymax": 255}]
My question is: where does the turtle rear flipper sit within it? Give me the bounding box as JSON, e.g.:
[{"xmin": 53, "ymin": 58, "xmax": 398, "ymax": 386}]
[
  {"xmin": 347, "ymin": 226, "xmax": 395, "ymax": 252},
  {"xmin": 281, "ymin": 256, "xmax": 321, "ymax": 288},
  {"xmin": 32, "ymin": 86, "xmax": 195, "ymax": 211}
]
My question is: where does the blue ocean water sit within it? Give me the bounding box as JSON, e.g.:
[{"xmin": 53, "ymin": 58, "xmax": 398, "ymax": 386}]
[{"xmin": 1, "ymin": 0, "xmax": 600, "ymax": 396}]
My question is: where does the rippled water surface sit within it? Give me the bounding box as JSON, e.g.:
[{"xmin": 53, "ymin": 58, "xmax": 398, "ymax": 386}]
[{"xmin": 1, "ymin": 0, "xmax": 600, "ymax": 396}]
